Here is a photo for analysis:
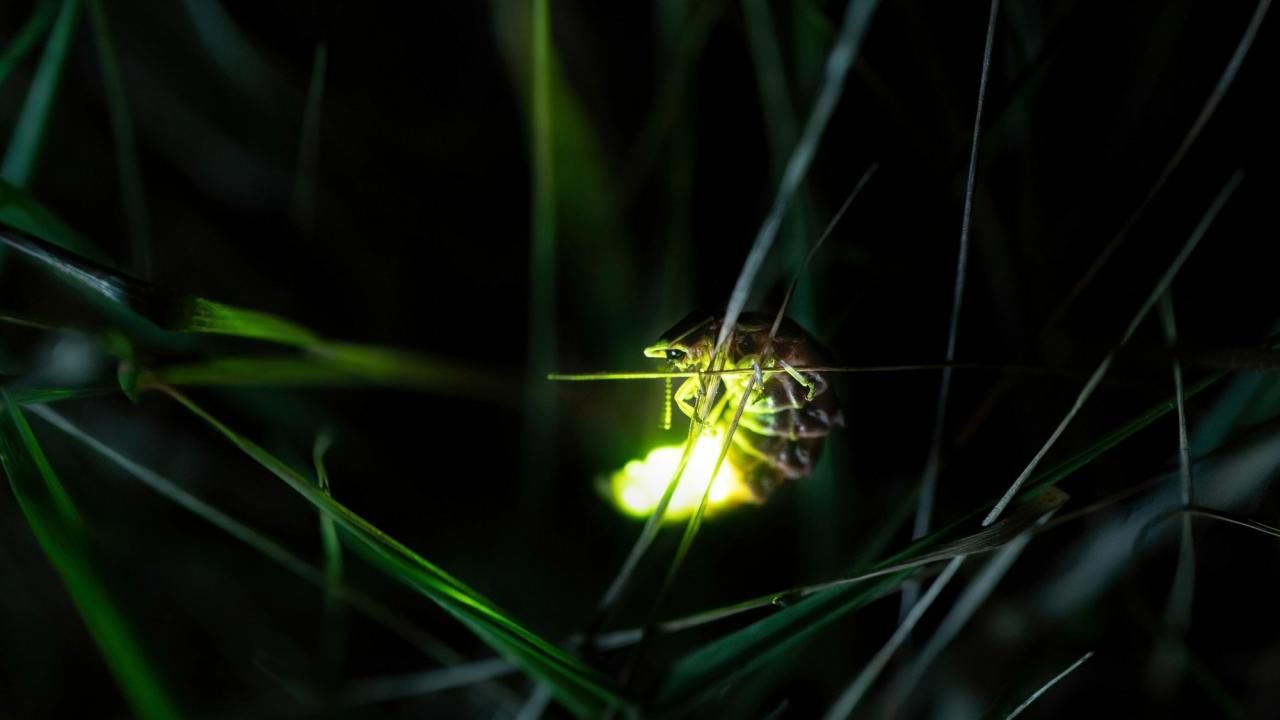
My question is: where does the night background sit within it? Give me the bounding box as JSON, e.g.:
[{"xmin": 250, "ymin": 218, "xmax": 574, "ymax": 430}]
[{"xmin": 1, "ymin": 1, "xmax": 1278, "ymax": 718}]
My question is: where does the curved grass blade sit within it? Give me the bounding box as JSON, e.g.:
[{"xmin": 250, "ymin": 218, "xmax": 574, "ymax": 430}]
[
  {"xmin": 25, "ymin": 404, "xmax": 506, "ymax": 683},
  {"xmin": 715, "ymin": 0, "xmax": 882, "ymax": 353},
  {"xmin": 1, "ymin": 0, "xmax": 81, "ymax": 186},
  {"xmin": 0, "ymin": 0, "xmax": 58, "ymax": 93},
  {"xmin": 1003, "ymin": 651, "xmax": 1094, "ymax": 719},
  {"xmin": 0, "ymin": 392, "xmax": 179, "ymax": 719},
  {"xmin": 160, "ymin": 386, "xmax": 625, "ymax": 718},
  {"xmin": 86, "ymin": 0, "xmax": 151, "ymax": 277}
]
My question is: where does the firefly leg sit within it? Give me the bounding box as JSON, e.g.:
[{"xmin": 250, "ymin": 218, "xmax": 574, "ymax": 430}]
[
  {"xmin": 780, "ymin": 359, "xmax": 817, "ymax": 401},
  {"xmin": 673, "ymin": 377, "xmax": 700, "ymax": 419}
]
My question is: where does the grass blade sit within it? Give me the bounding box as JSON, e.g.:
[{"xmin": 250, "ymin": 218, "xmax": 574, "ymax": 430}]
[
  {"xmin": 86, "ymin": 0, "xmax": 151, "ymax": 277},
  {"xmin": 1004, "ymin": 651, "xmax": 1094, "ymax": 719},
  {"xmin": 1041, "ymin": 0, "xmax": 1272, "ymax": 332},
  {"xmin": 905, "ymin": 0, "xmax": 1000, "ymax": 620},
  {"xmin": 823, "ymin": 557, "xmax": 965, "ymax": 720},
  {"xmin": 1, "ymin": 0, "xmax": 81, "ymax": 186},
  {"xmin": 521, "ymin": 0, "xmax": 557, "ymax": 517},
  {"xmin": 715, "ymin": 0, "xmax": 881, "ymax": 353},
  {"xmin": 984, "ymin": 171, "xmax": 1243, "ymax": 526},
  {"xmin": 26, "ymin": 405, "xmax": 484, "ymax": 672},
  {"xmin": 1158, "ymin": 294, "xmax": 1195, "ymax": 631},
  {"xmin": 292, "ymin": 42, "xmax": 327, "ymax": 239},
  {"xmin": 160, "ymin": 386, "xmax": 625, "ymax": 718},
  {"xmin": 0, "ymin": 392, "xmax": 180, "ymax": 719},
  {"xmin": 312, "ymin": 430, "xmax": 345, "ymax": 677},
  {"xmin": 0, "ymin": 0, "xmax": 57, "ymax": 92}
]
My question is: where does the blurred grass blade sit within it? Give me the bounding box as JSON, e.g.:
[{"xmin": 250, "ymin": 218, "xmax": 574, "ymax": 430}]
[
  {"xmin": 823, "ymin": 556, "xmax": 965, "ymax": 720},
  {"xmin": 522, "ymin": 0, "xmax": 557, "ymax": 516},
  {"xmin": 0, "ymin": 392, "xmax": 179, "ymax": 719},
  {"xmin": 161, "ymin": 386, "xmax": 625, "ymax": 718},
  {"xmin": 0, "ymin": 0, "xmax": 57, "ymax": 92},
  {"xmin": 1158, "ymin": 294, "xmax": 1195, "ymax": 630},
  {"xmin": 27, "ymin": 404, "xmax": 477, "ymax": 670},
  {"xmin": 984, "ymin": 171, "xmax": 1243, "ymax": 527},
  {"xmin": 313, "ymin": 430, "xmax": 345, "ymax": 676},
  {"xmin": 716, "ymin": 0, "xmax": 881, "ymax": 353},
  {"xmin": 339, "ymin": 657, "xmax": 517, "ymax": 709},
  {"xmin": 292, "ymin": 42, "xmax": 327, "ymax": 238},
  {"xmin": 86, "ymin": 0, "xmax": 151, "ymax": 277},
  {"xmin": 1, "ymin": 0, "xmax": 81, "ymax": 186},
  {"xmin": 0, "ymin": 183, "xmax": 97, "ymax": 256},
  {"xmin": 1004, "ymin": 651, "xmax": 1094, "ymax": 719},
  {"xmin": 1042, "ymin": 0, "xmax": 1271, "ymax": 331}
]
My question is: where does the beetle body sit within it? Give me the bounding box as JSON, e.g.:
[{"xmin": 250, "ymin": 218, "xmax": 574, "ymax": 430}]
[{"xmin": 645, "ymin": 312, "xmax": 844, "ymax": 500}]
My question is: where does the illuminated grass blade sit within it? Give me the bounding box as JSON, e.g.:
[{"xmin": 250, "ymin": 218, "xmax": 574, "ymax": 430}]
[
  {"xmin": 161, "ymin": 387, "xmax": 625, "ymax": 718},
  {"xmin": 87, "ymin": 0, "xmax": 151, "ymax": 276},
  {"xmin": 716, "ymin": 0, "xmax": 881, "ymax": 353},
  {"xmin": 0, "ymin": 393, "xmax": 179, "ymax": 719},
  {"xmin": 1004, "ymin": 651, "xmax": 1094, "ymax": 719},
  {"xmin": 1, "ymin": 0, "xmax": 81, "ymax": 186},
  {"xmin": 984, "ymin": 172, "xmax": 1243, "ymax": 527},
  {"xmin": 0, "ymin": 0, "xmax": 57, "ymax": 92}
]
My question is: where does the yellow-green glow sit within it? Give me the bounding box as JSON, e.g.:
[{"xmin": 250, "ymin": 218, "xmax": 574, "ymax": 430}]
[{"xmin": 609, "ymin": 432, "xmax": 755, "ymax": 521}]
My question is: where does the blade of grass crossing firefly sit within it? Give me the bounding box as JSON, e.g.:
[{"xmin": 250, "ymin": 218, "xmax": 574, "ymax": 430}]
[
  {"xmin": 86, "ymin": 0, "xmax": 152, "ymax": 277},
  {"xmin": 161, "ymin": 387, "xmax": 624, "ymax": 718},
  {"xmin": 654, "ymin": 369, "xmax": 1213, "ymax": 712},
  {"xmin": 984, "ymin": 171, "xmax": 1243, "ymax": 527},
  {"xmin": 0, "ymin": 0, "xmax": 58, "ymax": 92},
  {"xmin": 0, "ymin": 393, "xmax": 180, "ymax": 719},
  {"xmin": 1, "ymin": 0, "xmax": 81, "ymax": 186},
  {"xmin": 716, "ymin": 0, "xmax": 881, "ymax": 353}
]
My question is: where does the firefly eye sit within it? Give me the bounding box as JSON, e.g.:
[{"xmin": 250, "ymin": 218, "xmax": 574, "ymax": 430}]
[{"xmin": 666, "ymin": 349, "xmax": 685, "ymax": 362}]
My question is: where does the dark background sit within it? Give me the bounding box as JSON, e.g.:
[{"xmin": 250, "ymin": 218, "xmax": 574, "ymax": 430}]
[{"xmin": 1, "ymin": 1, "xmax": 1278, "ymax": 718}]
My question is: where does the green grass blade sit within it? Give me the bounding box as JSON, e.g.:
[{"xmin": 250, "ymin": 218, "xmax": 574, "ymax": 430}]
[
  {"xmin": 0, "ymin": 393, "xmax": 179, "ymax": 719},
  {"xmin": 0, "ymin": 183, "xmax": 98, "ymax": 256},
  {"xmin": 715, "ymin": 0, "xmax": 881, "ymax": 352},
  {"xmin": 27, "ymin": 404, "xmax": 476, "ymax": 670},
  {"xmin": 522, "ymin": 0, "xmax": 557, "ymax": 516},
  {"xmin": 1, "ymin": 0, "xmax": 81, "ymax": 186},
  {"xmin": 161, "ymin": 386, "xmax": 625, "ymax": 718},
  {"xmin": 0, "ymin": 0, "xmax": 57, "ymax": 92},
  {"xmin": 86, "ymin": 0, "xmax": 151, "ymax": 276},
  {"xmin": 312, "ymin": 430, "xmax": 345, "ymax": 677}
]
